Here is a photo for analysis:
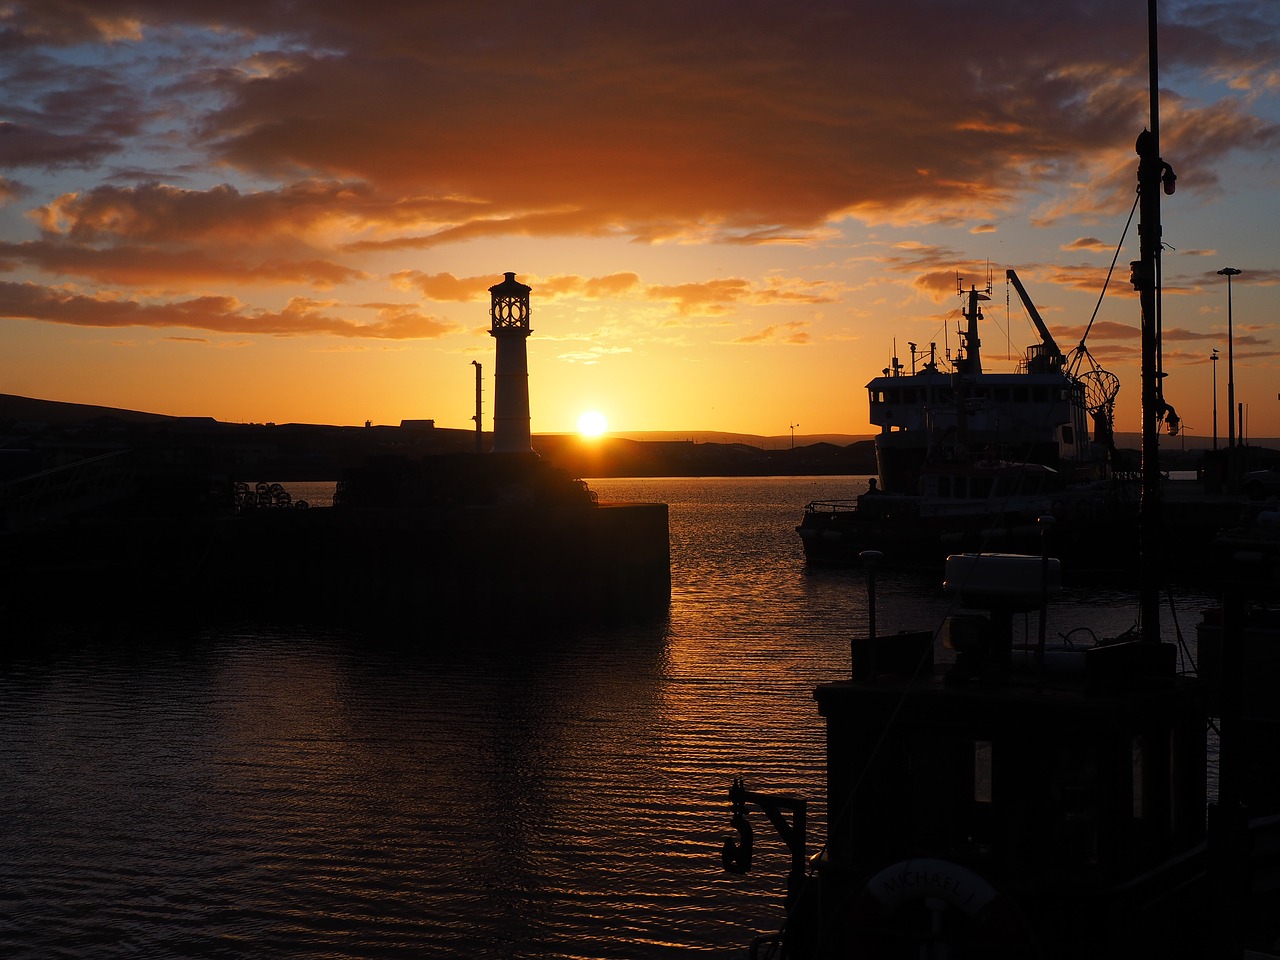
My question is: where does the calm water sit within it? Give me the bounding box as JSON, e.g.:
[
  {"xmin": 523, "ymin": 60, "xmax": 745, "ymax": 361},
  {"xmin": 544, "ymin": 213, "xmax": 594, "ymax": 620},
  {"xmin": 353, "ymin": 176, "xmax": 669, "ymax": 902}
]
[{"xmin": 0, "ymin": 477, "xmax": 1214, "ymax": 959}]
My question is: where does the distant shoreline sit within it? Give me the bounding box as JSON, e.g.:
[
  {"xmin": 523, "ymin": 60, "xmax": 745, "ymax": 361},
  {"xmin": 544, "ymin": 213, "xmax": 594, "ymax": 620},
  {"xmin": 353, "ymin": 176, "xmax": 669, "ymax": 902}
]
[{"xmin": 2, "ymin": 392, "xmax": 1274, "ymax": 481}]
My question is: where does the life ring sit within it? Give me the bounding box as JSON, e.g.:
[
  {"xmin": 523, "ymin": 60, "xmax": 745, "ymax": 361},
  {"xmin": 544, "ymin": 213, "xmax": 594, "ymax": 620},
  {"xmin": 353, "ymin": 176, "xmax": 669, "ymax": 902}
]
[{"xmin": 847, "ymin": 858, "xmax": 1033, "ymax": 957}]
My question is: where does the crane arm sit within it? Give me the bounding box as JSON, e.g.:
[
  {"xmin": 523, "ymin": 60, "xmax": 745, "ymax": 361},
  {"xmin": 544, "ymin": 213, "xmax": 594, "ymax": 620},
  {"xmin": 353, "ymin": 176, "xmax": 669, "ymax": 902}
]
[{"xmin": 1006, "ymin": 269, "xmax": 1064, "ymax": 362}]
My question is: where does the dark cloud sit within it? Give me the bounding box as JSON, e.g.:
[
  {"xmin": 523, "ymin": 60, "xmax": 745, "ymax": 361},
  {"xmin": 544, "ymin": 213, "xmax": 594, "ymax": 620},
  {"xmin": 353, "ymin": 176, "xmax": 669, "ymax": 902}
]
[
  {"xmin": 0, "ymin": 121, "xmax": 118, "ymax": 169},
  {"xmin": 1196, "ymin": 267, "xmax": 1280, "ymax": 286},
  {"xmin": 76, "ymin": 0, "xmax": 1253, "ymax": 241}
]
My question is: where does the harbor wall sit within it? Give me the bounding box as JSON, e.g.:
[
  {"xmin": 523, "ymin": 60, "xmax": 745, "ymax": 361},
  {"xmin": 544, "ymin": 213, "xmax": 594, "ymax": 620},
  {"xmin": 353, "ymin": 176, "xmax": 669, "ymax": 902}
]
[{"xmin": 202, "ymin": 500, "xmax": 671, "ymax": 629}]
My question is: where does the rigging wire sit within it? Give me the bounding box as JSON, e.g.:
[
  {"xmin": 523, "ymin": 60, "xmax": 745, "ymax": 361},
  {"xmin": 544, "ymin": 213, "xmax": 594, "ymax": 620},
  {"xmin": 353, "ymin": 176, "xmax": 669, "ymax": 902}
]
[{"xmin": 1070, "ymin": 192, "xmax": 1141, "ymax": 376}]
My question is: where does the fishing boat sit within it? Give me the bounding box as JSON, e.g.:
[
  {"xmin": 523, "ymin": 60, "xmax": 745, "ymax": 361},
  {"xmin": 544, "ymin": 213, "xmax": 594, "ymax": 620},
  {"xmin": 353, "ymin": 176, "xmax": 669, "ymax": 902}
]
[
  {"xmin": 794, "ymin": 268, "xmax": 1137, "ymax": 568},
  {"xmin": 733, "ymin": 4, "xmax": 1280, "ymax": 956},
  {"xmin": 868, "ymin": 269, "xmax": 1118, "ymax": 497}
]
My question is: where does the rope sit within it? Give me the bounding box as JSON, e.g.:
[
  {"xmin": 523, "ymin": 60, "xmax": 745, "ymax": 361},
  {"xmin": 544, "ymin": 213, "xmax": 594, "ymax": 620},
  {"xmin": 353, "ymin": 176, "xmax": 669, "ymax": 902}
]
[{"xmin": 1070, "ymin": 191, "xmax": 1140, "ymax": 376}]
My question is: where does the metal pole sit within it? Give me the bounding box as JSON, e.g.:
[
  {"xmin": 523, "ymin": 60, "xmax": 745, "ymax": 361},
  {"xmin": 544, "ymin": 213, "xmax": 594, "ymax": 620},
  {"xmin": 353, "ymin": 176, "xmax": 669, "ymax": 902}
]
[
  {"xmin": 470, "ymin": 360, "xmax": 483, "ymax": 454},
  {"xmin": 1134, "ymin": 0, "xmax": 1170, "ymax": 642},
  {"xmin": 1219, "ymin": 267, "xmax": 1241, "ymax": 493},
  {"xmin": 1211, "ymin": 349, "xmax": 1218, "ymax": 451},
  {"xmin": 1219, "ymin": 268, "xmax": 1240, "ymax": 453}
]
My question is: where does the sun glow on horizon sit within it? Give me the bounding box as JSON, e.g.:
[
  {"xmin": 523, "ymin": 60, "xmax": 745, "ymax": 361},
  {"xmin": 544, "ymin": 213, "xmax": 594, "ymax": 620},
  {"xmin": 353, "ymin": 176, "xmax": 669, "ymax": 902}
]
[{"xmin": 577, "ymin": 410, "xmax": 608, "ymax": 438}]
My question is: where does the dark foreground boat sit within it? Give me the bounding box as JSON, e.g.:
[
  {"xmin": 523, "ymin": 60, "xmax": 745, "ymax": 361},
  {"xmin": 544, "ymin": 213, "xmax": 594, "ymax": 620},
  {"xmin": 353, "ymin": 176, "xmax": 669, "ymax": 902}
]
[{"xmin": 728, "ymin": 546, "xmax": 1280, "ymax": 959}]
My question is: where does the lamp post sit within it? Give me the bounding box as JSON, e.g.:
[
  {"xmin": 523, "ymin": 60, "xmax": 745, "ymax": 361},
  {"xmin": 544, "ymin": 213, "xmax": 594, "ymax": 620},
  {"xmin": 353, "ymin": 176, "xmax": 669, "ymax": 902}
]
[
  {"xmin": 1217, "ymin": 267, "xmax": 1241, "ymax": 454},
  {"xmin": 789, "ymin": 423, "xmax": 799, "ymax": 451},
  {"xmin": 1210, "ymin": 348, "xmax": 1219, "ymax": 451}
]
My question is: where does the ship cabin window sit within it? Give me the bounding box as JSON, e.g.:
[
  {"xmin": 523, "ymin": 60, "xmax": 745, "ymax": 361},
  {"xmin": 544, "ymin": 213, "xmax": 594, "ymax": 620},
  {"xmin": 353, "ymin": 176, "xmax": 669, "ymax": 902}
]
[
  {"xmin": 901, "ymin": 388, "xmax": 917, "ymax": 404},
  {"xmin": 974, "ymin": 739, "xmax": 993, "ymax": 804},
  {"xmin": 936, "ymin": 388, "xmax": 954, "ymax": 405},
  {"xmin": 970, "ymin": 478, "xmax": 992, "ymax": 499},
  {"xmin": 994, "ymin": 386, "xmax": 1010, "ymax": 402},
  {"xmin": 1013, "ymin": 386, "xmax": 1029, "ymax": 403},
  {"xmin": 1062, "ymin": 425, "xmax": 1075, "ymax": 445},
  {"xmin": 1032, "ymin": 386, "xmax": 1049, "ymax": 402},
  {"xmin": 1047, "ymin": 741, "xmax": 1101, "ymax": 867},
  {"xmin": 904, "ymin": 735, "xmax": 994, "ymax": 854}
]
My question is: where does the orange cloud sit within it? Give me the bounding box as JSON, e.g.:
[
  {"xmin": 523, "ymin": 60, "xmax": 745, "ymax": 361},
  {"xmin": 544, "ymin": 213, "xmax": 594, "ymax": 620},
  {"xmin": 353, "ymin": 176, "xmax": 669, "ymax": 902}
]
[
  {"xmin": 33, "ymin": 181, "xmax": 385, "ymax": 243},
  {"xmin": 391, "ymin": 270, "xmax": 643, "ymax": 303},
  {"xmin": 632, "ymin": 274, "xmax": 839, "ymax": 320},
  {"xmin": 188, "ymin": 8, "xmax": 1211, "ymax": 240},
  {"xmin": 1063, "ymin": 237, "xmax": 1110, "ymax": 251},
  {"xmin": 543, "ymin": 273, "xmax": 643, "ymax": 300},
  {"xmin": 0, "ymin": 177, "xmax": 28, "ymax": 202},
  {"xmin": 0, "ymin": 240, "xmax": 365, "ymax": 289},
  {"xmin": 389, "ymin": 271, "xmax": 495, "ymax": 301},
  {"xmin": 734, "ymin": 321, "xmax": 812, "ymax": 345},
  {"xmin": 0, "ymin": 281, "xmax": 458, "ymax": 338}
]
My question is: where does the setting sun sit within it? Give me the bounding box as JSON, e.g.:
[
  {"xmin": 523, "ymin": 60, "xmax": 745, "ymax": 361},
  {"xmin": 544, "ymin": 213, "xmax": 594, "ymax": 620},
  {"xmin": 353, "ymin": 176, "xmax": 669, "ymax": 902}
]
[{"xmin": 577, "ymin": 410, "xmax": 608, "ymax": 438}]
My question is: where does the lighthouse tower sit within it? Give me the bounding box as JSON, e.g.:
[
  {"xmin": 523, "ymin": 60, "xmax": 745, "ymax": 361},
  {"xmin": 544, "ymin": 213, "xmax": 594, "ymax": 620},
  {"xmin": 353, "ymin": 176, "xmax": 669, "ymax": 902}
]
[{"xmin": 488, "ymin": 271, "xmax": 536, "ymax": 455}]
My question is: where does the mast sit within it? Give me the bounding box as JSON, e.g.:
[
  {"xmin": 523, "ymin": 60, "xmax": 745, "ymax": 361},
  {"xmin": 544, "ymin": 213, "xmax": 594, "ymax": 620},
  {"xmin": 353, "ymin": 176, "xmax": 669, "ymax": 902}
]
[
  {"xmin": 1132, "ymin": 0, "xmax": 1175, "ymax": 640},
  {"xmin": 956, "ymin": 281, "xmax": 988, "ymax": 375}
]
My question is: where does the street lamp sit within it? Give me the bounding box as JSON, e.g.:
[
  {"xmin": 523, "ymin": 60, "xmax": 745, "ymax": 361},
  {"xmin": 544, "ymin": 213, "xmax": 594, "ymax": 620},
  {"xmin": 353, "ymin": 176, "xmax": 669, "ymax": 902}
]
[
  {"xmin": 1217, "ymin": 267, "xmax": 1241, "ymax": 453},
  {"xmin": 789, "ymin": 423, "xmax": 799, "ymax": 451},
  {"xmin": 1210, "ymin": 348, "xmax": 1219, "ymax": 451}
]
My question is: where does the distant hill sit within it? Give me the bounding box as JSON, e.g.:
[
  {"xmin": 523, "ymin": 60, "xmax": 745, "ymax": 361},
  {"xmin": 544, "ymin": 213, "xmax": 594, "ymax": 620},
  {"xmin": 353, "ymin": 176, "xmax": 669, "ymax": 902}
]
[
  {"xmin": 609, "ymin": 430, "xmax": 872, "ymax": 448},
  {"xmin": 1112, "ymin": 431, "xmax": 1280, "ymax": 450},
  {"xmin": 0, "ymin": 393, "xmax": 175, "ymax": 426},
  {"xmin": 0, "ymin": 396, "xmax": 872, "ymax": 445},
  {"xmin": 0, "ymin": 394, "xmax": 877, "ymax": 478}
]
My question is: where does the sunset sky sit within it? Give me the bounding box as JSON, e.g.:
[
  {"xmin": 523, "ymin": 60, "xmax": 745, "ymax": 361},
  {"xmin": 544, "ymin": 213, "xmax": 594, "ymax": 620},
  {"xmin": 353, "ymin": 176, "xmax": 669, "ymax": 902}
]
[{"xmin": 1, "ymin": 0, "xmax": 1277, "ymax": 439}]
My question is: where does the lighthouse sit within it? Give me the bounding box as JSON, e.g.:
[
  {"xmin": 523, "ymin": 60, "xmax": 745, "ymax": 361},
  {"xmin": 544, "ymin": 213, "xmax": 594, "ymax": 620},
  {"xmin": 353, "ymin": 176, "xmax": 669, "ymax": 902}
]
[{"xmin": 488, "ymin": 271, "xmax": 536, "ymax": 455}]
